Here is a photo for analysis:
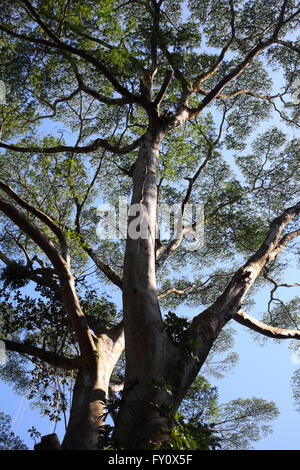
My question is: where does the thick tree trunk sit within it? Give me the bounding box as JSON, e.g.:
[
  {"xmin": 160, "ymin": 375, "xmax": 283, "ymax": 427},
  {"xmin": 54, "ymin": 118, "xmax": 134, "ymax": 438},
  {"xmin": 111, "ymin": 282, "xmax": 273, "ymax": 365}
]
[
  {"xmin": 121, "ymin": 129, "xmax": 166, "ymax": 382},
  {"xmin": 112, "ymin": 129, "xmax": 171, "ymax": 448},
  {"xmin": 62, "ymin": 329, "xmax": 124, "ymax": 450},
  {"xmin": 111, "ymin": 129, "xmax": 224, "ymax": 449}
]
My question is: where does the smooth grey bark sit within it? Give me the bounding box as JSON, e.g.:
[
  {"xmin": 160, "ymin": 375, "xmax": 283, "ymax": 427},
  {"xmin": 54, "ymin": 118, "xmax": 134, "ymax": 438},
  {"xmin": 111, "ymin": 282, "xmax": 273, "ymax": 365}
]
[
  {"xmin": 122, "ymin": 129, "xmax": 166, "ymax": 379},
  {"xmin": 114, "ymin": 130, "xmax": 172, "ymax": 448},
  {"xmin": 112, "ymin": 129, "xmax": 227, "ymax": 449}
]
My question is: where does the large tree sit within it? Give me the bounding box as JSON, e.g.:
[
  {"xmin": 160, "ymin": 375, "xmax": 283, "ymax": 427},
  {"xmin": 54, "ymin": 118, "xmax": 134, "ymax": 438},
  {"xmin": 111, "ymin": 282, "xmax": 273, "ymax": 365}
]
[{"xmin": 0, "ymin": 0, "xmax": 299, "ymax": 450}]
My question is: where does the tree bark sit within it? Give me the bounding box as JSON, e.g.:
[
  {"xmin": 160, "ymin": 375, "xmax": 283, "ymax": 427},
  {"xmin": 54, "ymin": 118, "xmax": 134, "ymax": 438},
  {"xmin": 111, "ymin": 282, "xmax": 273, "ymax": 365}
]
[{"xmin": 62, "ymin": 328, "xmax": 124, "ymax": 450}]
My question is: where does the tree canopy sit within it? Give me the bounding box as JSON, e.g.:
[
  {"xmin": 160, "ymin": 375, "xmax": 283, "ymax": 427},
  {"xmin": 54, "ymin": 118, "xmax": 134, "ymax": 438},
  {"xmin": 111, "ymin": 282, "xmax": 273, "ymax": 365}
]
[{"xmin": 0, "ymin": 0, "xmax": 299, "ymax": 450}]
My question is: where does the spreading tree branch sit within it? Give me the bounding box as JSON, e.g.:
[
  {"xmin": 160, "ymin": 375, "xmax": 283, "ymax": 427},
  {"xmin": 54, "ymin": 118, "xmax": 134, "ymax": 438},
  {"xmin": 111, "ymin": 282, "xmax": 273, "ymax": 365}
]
[
  {"xmin": 190, "ymin": 200, "xmax": 300, "ymax": 339},
  {"xmin": 154, "ymin": 69, "xmax": 174, "ymax": 110},
  {"xmin": 173, "ymin": 0, "xmax": 298, "ymax": 127},
  {"xmin": 82, "ymin": 244, "xmax": 123, "ymax": 290}
]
